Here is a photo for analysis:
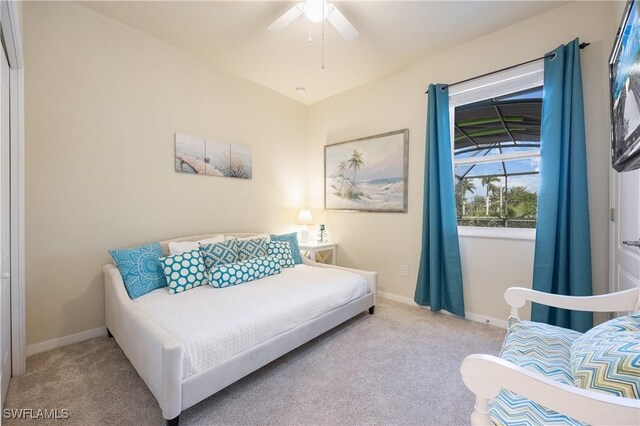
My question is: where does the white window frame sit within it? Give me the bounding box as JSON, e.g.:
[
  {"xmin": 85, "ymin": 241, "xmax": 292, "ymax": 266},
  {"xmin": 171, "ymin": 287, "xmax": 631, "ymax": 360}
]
[{"xmin": 449, "ymin": 60, "xmax": 544, "ymax": 241}]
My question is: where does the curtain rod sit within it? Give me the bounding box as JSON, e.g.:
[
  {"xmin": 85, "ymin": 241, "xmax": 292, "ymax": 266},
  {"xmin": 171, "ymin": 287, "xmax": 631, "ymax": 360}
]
[{"xmin": 425, "ymin": 42, "xmax": 590, "ymax": 94}]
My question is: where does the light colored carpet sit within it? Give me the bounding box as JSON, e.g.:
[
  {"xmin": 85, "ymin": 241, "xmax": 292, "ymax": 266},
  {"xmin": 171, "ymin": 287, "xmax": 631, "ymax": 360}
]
[{"xmin": 5, "ymin": 299, "xmax": 505, "ymax": 425}]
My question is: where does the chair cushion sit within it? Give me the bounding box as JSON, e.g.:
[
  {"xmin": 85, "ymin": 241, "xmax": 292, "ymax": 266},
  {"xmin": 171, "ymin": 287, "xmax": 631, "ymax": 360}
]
[
  {"xmin": 571, "ymin": 314, "xmax": 640, "ymax": 399},
  {"xmin": 500, "ymin": 318, "xmax": 582, "ymax": 384},
  {"xmin": 489, "ymin": 318, "xmax": 585, "ymax": 426},
  {"xmin": 491, "ymin": 390, "xmax": 585, "ymax": 426}
]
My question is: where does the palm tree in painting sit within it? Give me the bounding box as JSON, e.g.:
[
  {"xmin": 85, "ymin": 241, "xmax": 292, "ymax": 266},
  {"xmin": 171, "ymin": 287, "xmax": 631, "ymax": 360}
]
[
  {"xmin": 457, "ymin": 178, "xmax": 476, "ymax": 216},
  {"xmin": 336, "ymin": 160, "xmax": 348, "ymax": 194},
  {"xmin": 481, "ymin": 176, "xmax": 499, "ymax": 215},
  {"xmin": 347, "ymin": 150, "xmax": 365, "ymax": 193}
]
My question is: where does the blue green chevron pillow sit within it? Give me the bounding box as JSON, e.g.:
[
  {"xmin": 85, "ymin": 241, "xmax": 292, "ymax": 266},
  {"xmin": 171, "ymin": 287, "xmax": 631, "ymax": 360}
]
[
  {"xmin": 159, "ymin": 249, "xmax": 208, "ymax": 294},
  {"xmin": 109, "ymin": 242, "xmax": 165, "ymax": 299},
  {"xmin": 208, "ymin": 256, "xmax": 281, "ymax": 288},
  {"xmin": 236, "ymin": 238, "xmax": 268, "ymax": 261},
  {"xmin": 267, "ymin": 241, "xmax": 295, "ymax": 268},
  {"xmin": 270, "ymin": 233, "xmax": 302, "ymax": 264},
  {"xmin": 571, "ymin": 314, "xmax": 640, "ymax": 399},
  {"xmin": 199, "ymin": 240, "xmax": 238, "ymax": 270}
]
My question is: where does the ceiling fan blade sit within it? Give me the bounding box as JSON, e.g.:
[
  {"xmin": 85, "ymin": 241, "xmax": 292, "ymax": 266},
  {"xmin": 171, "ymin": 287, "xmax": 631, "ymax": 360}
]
[
  {"xmin": 326, "ymin": 5, "xmax": 359, "ymax": 42},
  {"xmin": 267, "ymin": 3, "xmax": 304, "ymax": 33}
]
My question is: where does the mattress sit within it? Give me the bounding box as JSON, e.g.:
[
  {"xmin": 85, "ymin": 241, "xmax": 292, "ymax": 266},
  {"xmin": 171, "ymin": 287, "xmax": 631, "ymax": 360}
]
[{"xmin": 134, "ymin": 264, "xmax": 369, "ymax": 378}]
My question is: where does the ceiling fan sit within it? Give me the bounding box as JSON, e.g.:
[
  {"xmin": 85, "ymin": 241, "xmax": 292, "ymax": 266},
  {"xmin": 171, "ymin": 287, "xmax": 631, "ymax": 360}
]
[{"xmin": 267, "ymin": 0, "xmax": 359, "ymax": 42}]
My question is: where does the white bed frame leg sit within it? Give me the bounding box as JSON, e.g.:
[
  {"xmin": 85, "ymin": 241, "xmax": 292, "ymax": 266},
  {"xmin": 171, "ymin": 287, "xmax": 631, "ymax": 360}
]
[{"xmin": 165, "ymin": 415, "xmax": 179, "ymax": 426}]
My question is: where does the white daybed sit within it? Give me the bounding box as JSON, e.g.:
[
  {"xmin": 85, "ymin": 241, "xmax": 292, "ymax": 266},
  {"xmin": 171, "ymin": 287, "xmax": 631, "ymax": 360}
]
[{"xmin": 103, "ymin": 233, "xmax": 377, "ymax": 425}]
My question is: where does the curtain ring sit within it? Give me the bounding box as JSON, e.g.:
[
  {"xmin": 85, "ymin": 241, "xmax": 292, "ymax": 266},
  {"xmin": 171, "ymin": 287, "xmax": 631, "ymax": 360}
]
[
  {"xmin": 440, "ymin": 85, "xmax": 446, "ymax": 91},
  {"xmin": 548, "ymin": 52, "xmax": 557, "ymax": 61}
]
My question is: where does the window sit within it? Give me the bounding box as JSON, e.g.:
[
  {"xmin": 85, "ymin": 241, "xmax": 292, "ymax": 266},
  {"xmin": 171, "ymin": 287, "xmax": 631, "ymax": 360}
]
[{"xmin": 449, "ymin": 62, "xmax": 543, "ymax": 231}]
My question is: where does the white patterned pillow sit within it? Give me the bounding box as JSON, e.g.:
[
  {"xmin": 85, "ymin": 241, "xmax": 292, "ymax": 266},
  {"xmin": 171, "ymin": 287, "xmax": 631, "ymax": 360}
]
[
  {"xmin": 267, "ymin": 241, "xmax": 295, "ymax": 268},
  {"xmin": 199, "ymin": 240, "xmax": 238, "ymax": 270},
  {"xmin": 208, "ymin": 256, "xmax": 281, "ymax": 288},
  {"xmin": 236, "ymin": 238, "xmax": 268, "ymax": 261},
  {"xmin": 168, "ymin": 235, "xmax": 225, "ymax": 255},
  {"xmin": 159, "ymin": 249, "xmax": 207, "ymax": 294}
]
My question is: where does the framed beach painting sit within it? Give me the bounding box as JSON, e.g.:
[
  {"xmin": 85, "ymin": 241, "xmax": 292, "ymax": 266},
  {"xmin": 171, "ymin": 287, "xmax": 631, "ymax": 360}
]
[
  {"xmin": 324, "ymin": 129, "xmax": 409, "ymax": 212},
  {"xmin": 175, "ymin": 133, "xmax": 252, "ymax": 179}
]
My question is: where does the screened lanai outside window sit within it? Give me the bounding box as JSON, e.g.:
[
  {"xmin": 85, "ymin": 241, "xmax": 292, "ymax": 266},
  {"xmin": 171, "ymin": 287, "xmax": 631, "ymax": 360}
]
[{"xmin": 453, "ymin": 86, "xmax": 541, "ymax": 229}]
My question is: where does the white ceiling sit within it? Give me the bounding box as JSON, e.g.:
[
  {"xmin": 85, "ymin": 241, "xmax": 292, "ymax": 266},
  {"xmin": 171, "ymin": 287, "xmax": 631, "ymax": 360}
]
[{"xmin": 79, "ymin": 1, "xmax": 567, "ymax": 105}]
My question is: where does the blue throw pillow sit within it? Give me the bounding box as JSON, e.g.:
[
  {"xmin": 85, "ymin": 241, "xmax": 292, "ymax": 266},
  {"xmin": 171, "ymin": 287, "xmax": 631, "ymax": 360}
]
[
  {"xmin": 159, "ymin": 249, "xmax": 208, "ymax": 294},
  {"xmin": 267, "ymin": 241, "xmax": 295, "ymax": 268},
  {"xmin": 270, "ymin": 233, "xmax": 302, "ymax": 264},
  {"xmin": 199, "ymin": 240, "xmax": 238, "ymax": 270},
  {"xmin": 208, "ymin": 256, "xmax": 282, "ymax": 288},
  {"xmin": 109, "ymin": 242, "xmax": 166, "ymax": 299}
]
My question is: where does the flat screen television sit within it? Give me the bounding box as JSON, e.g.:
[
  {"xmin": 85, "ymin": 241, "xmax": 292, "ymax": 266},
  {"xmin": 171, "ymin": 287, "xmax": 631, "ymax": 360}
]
[{"xmin": 610, "ymin": 0, "xmax": 640, "ymax": 172}]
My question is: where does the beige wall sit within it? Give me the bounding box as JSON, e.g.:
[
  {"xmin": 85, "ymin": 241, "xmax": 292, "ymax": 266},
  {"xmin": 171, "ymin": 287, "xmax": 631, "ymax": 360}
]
[
  {"xmin": 24, "ymin": 2, "xmax": 307, "ymax": 345},
  {"xmin": 306, "ymin": 1, "xmax": 618, "ymax": 323},
  {"xmin": 25, "ymin": 1, "xmax": 622, "ymax": 346}
]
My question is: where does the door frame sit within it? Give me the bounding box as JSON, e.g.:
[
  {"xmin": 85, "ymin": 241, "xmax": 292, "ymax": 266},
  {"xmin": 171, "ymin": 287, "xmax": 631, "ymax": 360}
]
[
  {"xmin": 609, "ymin": 165, "xmax": 616, "ymax": 295},
  {"xmin": 1, "ymin": 0, "xmax": 25, "ymax": 376}
]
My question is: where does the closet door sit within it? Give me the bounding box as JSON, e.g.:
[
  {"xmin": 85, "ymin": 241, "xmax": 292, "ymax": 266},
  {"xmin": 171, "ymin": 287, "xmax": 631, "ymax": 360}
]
[{"xmin": 0, "ymin": 45, "xmax": 10, "ymax": 405}]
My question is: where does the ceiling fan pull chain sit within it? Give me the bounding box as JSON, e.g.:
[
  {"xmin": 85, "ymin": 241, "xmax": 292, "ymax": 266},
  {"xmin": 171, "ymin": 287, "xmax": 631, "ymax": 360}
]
[{"xmin": 308, "ymin": 22, "xmax": 312, "ymax": 43}]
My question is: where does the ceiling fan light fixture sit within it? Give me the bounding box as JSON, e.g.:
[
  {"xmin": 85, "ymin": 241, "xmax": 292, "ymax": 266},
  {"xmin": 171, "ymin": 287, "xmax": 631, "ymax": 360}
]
[
  {"xmin": 268, "ymin": 1, "xmax": 357, "ymax": 43},
  {"xmin": 303, "ymin": 0, "xmax": 331, "ymax": 23}
]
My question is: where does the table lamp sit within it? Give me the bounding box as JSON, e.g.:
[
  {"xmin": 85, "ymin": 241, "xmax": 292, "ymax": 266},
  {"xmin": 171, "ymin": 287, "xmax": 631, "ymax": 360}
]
[{"xmin": 296, "ymin": 209, "xmax": 314, "ymax": 243}]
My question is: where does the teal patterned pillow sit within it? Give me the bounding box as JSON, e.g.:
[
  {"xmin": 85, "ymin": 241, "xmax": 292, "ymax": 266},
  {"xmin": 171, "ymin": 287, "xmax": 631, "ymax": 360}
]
[
  {"xmin": 199, "ymin": 240, "xmax": 238, "ymax": 270},
  {"xmin": 159, "ymin": 249, "xmax": 208, "ymax": 294},
  {"xmin": 267, "ymin": 241, "xmax": 295, "ymax": 268},
  {"xmin": 208, "ymin": 256, "xmax": 281, "ymax": 288},
  {"xmin": 109, "ymin": 242, "xmax": 166, "ymax": 299},
  {"xmin": 236, "ymin": 238, "xmax": 268, "ymax": 261},
  {"xmin": 270, "ymin": 233, "xmax": 302, "ymax": 264}
]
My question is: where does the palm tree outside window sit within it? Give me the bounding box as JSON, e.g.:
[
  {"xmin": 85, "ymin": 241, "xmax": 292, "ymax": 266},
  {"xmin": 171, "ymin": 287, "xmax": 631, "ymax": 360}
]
[{"xmin": 452, "ymin": 85, "xmax": 542, "ymax": 229}]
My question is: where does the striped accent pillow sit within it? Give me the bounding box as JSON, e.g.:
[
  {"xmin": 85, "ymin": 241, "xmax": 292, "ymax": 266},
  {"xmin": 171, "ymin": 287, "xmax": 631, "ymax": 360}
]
[{"xmin": 570, "ymin": 314, "xmax": 640, "ymax": 399}]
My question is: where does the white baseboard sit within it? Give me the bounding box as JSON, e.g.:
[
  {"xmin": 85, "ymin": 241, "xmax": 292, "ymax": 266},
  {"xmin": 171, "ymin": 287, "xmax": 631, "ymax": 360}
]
[
  {"xmin": 26, "ymin": 326, "xmax": 107, "ymax": 357},
  {"xmin": 377, "ymin": 291, "xmax": 508, "ymax": 329},
  {"xmin": 464, "ymin": 312, "xmax": 508, "ymax": 329},
  {"xmin": 377, "ymin": 291, "xmax": 418, "ymax": 306}
]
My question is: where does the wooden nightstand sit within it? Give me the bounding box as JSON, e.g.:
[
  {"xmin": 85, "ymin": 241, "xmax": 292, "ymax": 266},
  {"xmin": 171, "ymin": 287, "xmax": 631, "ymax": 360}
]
[{"xmin": 298, "ymin": 242, "xmax": 337, "ymax": 265}]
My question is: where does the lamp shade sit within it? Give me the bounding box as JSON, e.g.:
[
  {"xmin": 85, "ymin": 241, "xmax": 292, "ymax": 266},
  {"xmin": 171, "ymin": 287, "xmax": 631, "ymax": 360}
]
[
  {"xmin": 304, "ymin": 0, "xmax": 329, "ymax": 23},
  {"xmin": 296, "ymin": 209, "xmax": 314, "ymax": 226}
]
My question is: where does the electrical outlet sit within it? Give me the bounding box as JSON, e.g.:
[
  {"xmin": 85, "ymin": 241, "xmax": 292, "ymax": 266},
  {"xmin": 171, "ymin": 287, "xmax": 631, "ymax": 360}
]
[{"xmin": 400, "ymin": 265, "xmax": 409, "ymax": 277}]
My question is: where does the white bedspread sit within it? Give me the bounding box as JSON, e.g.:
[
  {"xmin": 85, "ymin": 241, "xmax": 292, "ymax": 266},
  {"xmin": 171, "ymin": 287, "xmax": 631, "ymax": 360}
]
[{"xmin": 134, "ymin": 265, "xmax": 369, "ymax": 378}]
